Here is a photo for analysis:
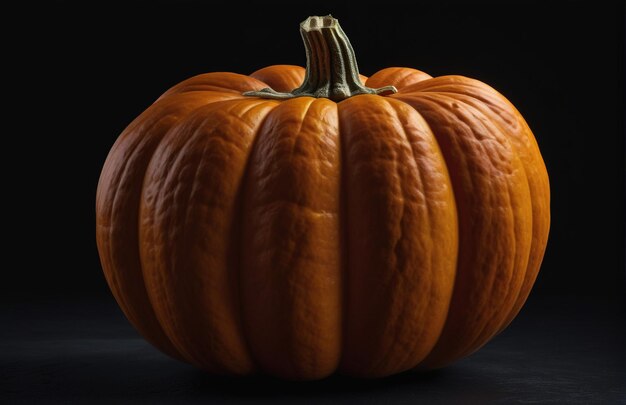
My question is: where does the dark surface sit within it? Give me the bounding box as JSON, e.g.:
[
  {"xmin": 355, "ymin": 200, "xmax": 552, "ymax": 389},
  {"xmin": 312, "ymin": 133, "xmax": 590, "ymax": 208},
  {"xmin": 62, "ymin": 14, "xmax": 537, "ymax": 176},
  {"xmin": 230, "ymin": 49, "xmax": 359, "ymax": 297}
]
[{"xmin": 2, "ymin": 294, "xmax": 624, "ymax": 404}]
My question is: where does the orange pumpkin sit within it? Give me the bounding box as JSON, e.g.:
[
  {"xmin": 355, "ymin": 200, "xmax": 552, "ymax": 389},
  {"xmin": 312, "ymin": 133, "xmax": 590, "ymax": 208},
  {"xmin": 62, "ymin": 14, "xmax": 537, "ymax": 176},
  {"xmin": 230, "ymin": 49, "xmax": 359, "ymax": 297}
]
[{"xmin": 96, "ymin": 15, "xmax": 549, "ymax": 379}]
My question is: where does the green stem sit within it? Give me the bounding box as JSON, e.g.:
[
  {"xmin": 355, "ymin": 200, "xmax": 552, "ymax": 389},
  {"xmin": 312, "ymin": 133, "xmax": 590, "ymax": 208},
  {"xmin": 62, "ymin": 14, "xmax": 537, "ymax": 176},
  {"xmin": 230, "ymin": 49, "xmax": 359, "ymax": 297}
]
[{"xmin": 244, "ymin": 15, "xmax": 396, "ymax": 101}]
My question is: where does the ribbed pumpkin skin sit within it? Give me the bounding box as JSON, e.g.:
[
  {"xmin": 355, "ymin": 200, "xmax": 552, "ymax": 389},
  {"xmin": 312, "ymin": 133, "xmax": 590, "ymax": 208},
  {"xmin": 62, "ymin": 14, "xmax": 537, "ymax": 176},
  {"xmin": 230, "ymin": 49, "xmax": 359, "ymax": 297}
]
[{"xmin": 96, "ymin": 64, "xmax": 550, "ymax": 380}]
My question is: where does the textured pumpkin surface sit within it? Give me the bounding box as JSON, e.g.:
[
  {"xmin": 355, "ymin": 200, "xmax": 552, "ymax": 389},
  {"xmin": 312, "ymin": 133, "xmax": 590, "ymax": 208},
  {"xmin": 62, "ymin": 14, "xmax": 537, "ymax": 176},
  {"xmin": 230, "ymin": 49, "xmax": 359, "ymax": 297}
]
[{"xmin": 96, "ymin": 64, "xmax": 549, "ymax": 379}]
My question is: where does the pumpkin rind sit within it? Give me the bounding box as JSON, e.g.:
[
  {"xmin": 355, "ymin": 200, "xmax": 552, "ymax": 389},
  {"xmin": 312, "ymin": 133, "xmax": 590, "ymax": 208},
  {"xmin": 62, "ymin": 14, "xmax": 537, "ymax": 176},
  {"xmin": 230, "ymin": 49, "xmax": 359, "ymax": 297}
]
[
  {"xmin": 96, "ymin": 92, "xmax": 239, "ymax": 362},
  {"xmin": 387, "ymin": 73, "xmax": 549, "ymax": 366},
  {"xmin": 393, "ymin": 89, "xmax": 533, "ymax": 368},
  {"xmin": 240, "ymin": 97, "xmax": 342, "ymax": 379},
  {"xmin": 139, "ymin": 98, "xmax": 278, "ymax": 374},
  {"xmin": 96, "ymin": 17, "xmax": 549, "ymax": 380},
  {"xmin": 338, "ymin": 95, "xmax": 457, "ymax": 377}
]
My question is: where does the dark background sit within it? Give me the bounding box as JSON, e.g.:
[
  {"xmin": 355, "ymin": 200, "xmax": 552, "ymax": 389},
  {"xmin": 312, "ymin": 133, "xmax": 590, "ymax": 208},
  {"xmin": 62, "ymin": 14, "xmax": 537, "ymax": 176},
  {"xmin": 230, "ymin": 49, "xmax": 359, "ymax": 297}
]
[{"xmin": 3, "ymin": 1, "xmax": 624, "ymax": 403}]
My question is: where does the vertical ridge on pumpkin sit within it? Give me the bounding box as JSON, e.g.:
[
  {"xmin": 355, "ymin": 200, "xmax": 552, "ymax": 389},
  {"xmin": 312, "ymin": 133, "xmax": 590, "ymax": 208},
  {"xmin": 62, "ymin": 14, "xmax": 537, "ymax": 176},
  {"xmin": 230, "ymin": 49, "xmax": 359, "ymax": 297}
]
[
  {"xmin": 239, "ymin": 97, "xmax": 342, "ymax": 380},
  {"xmin": 435, "ymin": 85, "xmax": 549, "ymax": 334},
  {"xmin": 385, "ymin": 98, "xmax": 459, "ymax": 370},
  {"xmin": 337, "ymin": 95, "xmax": 457, "ymax": 377},
  {"xmin": 434, "ymin": 94, "xmax": 538, "ymax": 340},
  {"xmin": 139, "ymin": 99, "xmax": 277, "ymax": 374},
  {"xmin": 400, "ymin": 76, "xmax": 550, "ymax": 334},
  {"xmin": 96, "ymin": 93, "xmax": 229, "ymax": 363},
  {"xmin": 395, "ymin": 92, "xmax": 533, "ymax": 369}
]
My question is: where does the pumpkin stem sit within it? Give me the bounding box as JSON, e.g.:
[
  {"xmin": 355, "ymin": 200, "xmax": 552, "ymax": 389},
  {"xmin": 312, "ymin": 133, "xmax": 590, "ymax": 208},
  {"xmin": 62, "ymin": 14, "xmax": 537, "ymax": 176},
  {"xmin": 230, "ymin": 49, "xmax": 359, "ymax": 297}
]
[{"xmin": 243, "ymin": 15, "xmax": 396, "ymax": 101}]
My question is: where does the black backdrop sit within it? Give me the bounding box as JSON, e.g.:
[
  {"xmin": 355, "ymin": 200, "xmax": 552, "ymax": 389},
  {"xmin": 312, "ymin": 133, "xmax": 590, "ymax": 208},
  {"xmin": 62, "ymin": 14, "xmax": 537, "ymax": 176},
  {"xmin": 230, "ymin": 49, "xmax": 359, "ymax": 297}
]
[
  {"xmin": 3, "ymin": 1, "xmax": 624, "ymax": 402},
  {"xmin": 9, "ymin": 0, "xmax": 623, "ymax": 303}
]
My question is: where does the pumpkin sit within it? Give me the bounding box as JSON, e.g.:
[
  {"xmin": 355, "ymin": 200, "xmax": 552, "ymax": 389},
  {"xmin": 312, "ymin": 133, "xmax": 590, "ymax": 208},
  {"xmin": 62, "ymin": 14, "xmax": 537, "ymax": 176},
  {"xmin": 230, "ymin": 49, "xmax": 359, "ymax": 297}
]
[{"xmin": 96, "ymin": 15, "xmax": 550, "ymax": 380}]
